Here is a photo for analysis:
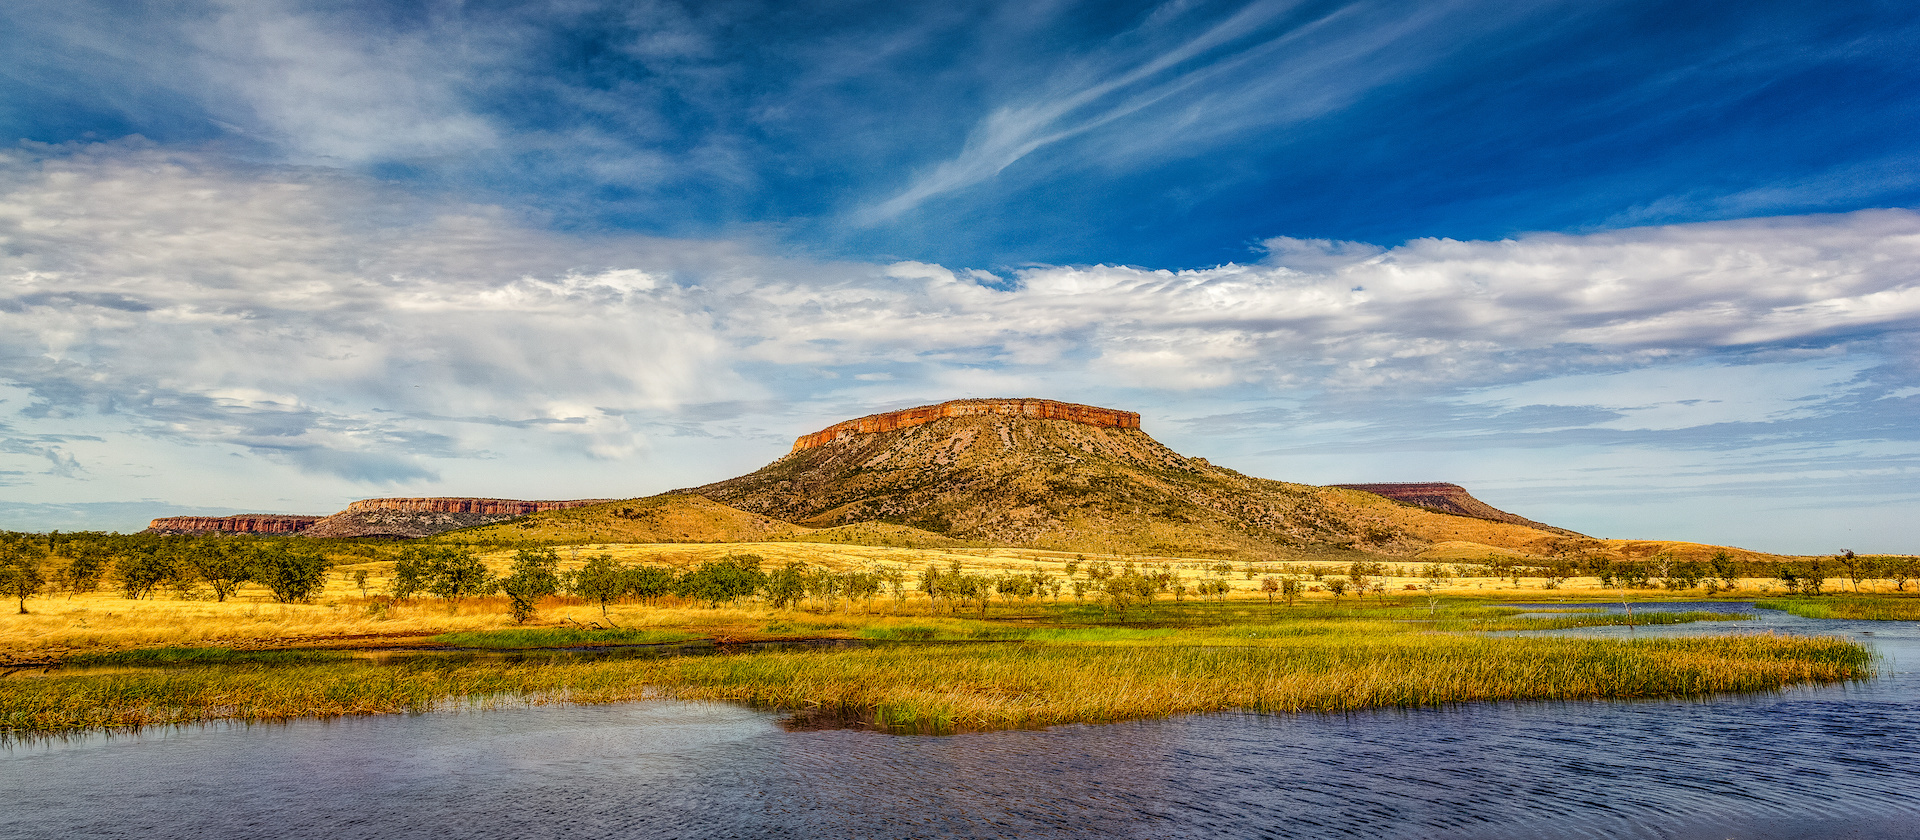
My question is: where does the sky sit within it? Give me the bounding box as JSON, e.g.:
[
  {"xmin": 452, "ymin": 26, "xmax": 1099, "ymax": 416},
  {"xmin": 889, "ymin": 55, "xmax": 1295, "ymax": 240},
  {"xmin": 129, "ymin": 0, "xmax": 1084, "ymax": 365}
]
[{"xmin": 1, "ymin": 0, "xmax": 1916, "ymax": 553}]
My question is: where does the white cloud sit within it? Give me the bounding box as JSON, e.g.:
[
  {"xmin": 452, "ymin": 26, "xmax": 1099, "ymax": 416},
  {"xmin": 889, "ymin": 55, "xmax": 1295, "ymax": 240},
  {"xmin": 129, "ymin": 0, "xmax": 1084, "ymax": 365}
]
[{"xmin": 3, "ymin": 145, "xmax": 1918, "ymax": 547}]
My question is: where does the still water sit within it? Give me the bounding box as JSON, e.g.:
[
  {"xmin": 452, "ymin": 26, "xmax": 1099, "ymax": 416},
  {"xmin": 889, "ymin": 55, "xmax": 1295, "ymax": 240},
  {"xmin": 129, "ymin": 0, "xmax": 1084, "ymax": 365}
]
[{"xmin": 5, "ymin": 607, "xmax": 1919, "ymax": 839}]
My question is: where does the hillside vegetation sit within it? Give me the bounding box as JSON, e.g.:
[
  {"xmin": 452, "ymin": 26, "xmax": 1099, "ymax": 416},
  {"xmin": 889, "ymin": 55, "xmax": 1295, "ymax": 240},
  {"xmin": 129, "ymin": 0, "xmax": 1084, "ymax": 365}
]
[{"xmin": 437, "ymin": 495, "xmax": 809, "ymax": 545}]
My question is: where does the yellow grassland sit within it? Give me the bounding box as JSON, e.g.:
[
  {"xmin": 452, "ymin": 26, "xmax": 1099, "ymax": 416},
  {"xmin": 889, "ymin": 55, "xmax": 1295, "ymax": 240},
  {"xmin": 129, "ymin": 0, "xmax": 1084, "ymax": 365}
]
[{"xmin": 5, "ymin": 538, "xmax": 1911, "ymax": 661}]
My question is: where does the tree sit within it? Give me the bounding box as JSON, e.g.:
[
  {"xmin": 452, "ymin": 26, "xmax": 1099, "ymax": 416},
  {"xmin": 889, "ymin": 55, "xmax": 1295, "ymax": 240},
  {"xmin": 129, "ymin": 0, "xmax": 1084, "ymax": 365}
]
[
  {"xmin": 425, "ymin": 549, "xmax": 494, "ymax": 605},
  {"xmin": 55, "ymin": 541, "xmax": 110, "ymax": 598},
  {"xmin": 676, "ymin": 555, "xmax": 766, "ymax": 607},
  {"xmin": 351, "ymin": 570, "xmax": 371, "ymax": 599},
  {"xmin": 764, "ymin": 562, "xmax": 808, "ymax": 609},
  {"xmin": 845, "ymin": 570, "xmax": 882, "ymax": 612},
  {"xmin": 1326, "ymin": 577, "xmax": 1349, "ymax": 602},
  {"xmin": 1420, "ymin": 564, "xmax": 1453, "ymax": 617},
  {"xmin": 1261, "ymin": 576, "xmax": 1280, "ymax": 604},
  {"xmin": 572, "ymin": 554, "xmax": 629, "ymax": 618},
  {"xmin": 1890, "ymin": 558, "xmax": 1917, "ymax": 593},
  {"xmin": 499, "ymin": 548, "xmax": 562, "ymax": 623},
  {"xmin": 0, "ymin": 535, "xmax": 48, "ymax": 614},
  {"xmin": 184, "ymin": 538, "xmax": 256, "ymax": 602},
  {"xmin": 1280, "ymin": 576, "xmax": 1301, "ymax": 607},
  {"xmin": 114, "ymin": 546, "xmax": 180, "ymax": 600},
  {"xmin": 254, "ymin": 543, "xmax": 332, "ymax": 603},
  {"xmin": 1838, "ymin": 550, "xmax": 1865, "ymax": 593},
  {"xmin": 1708, "ymin": 552, "xmax": 1740, "ymax": 592},
  {"xmin": 625, "ymin": 565, "xmax": 678, "ymax": 606}
]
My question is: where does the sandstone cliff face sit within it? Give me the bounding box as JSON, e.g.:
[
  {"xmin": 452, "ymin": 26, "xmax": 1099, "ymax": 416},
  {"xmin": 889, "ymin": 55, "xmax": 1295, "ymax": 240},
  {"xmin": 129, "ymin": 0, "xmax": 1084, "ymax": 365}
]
[
  {"xmin": 791, "ymin": 398, "xmax": 1140, "ymax": 452},
  {"xmin": 1331, "ymin": 483, "xmax": 1584, "ymax": 537},
  {"xmin": 306, "ymin": 497, "xmax": 616, "ymax": 538},
  {"xmin": 342, "ymin": 497, "xmax": 612, "ymax": 516},
  {"xmin": 145, "ymin": 515, "xmax": 321, "ymax": 535}
]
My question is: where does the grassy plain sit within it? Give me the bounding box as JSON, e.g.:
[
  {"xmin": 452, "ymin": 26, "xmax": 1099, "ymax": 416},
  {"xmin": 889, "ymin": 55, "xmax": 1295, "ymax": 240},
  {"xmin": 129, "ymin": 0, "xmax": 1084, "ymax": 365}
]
[
  {"xmin": 1, "ymin": 601, "xmax": 1865, "ymax": 735},
  {"xmin": 2, "ymin": 539, "xmax": 1900, "ymax": 737},
  {"xmin": 2, "ymin": 538, "xmax": 1908, "ymax": 660}
]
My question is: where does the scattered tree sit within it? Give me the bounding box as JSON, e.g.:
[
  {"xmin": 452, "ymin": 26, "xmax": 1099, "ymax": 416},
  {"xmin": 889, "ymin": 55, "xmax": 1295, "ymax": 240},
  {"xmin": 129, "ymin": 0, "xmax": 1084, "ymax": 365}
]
[
  {"xmin": 499, "ymin": 548, "xmax": 562, "ymax": 623},
  {"xmin": 254, "ymin": 543, "xmax": 332, "ymax": 604},
  {"xmin": 0, "ymin": 535, "xmax": 48, "ymax": 614}
]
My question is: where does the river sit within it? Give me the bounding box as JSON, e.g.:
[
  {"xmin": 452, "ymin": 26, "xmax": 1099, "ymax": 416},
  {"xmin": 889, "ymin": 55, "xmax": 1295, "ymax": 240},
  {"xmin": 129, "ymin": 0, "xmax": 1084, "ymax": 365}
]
[{"xmin": 4, "ymin": 605, "xmax": 1918, "ymax": 839}]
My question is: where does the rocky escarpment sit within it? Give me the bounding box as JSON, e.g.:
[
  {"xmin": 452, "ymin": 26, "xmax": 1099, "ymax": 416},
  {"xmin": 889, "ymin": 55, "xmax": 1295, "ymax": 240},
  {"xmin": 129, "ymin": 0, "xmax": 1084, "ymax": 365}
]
[
  {"xmin": 304, "ymin": 497, "xmax": 616, "ymax": 539},
  {"xmin": 145, "ymin": 515, "xmax": 321, "ymax": 535},
  {"xmin": 1331, "ymin": 483, "xmax": 1583, "ymax": 537},
  {"xmin": 687, "ymin": 399, "xmax": 1416, "ymax": 557},
  {"xmin": 340, "ymin": 497, "xmax": 613, "ymax": 516},
  {"xmin": 792, "ymin": 398, "xmax": 1140, "ymax": 452}
]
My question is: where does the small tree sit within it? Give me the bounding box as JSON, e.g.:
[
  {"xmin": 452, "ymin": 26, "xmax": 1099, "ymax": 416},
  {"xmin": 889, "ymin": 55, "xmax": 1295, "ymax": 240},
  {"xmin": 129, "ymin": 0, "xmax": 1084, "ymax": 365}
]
[
  {"xmin": 1261, "ymin": 576, "xmax": 1279, "ymax": 604},
  {"xmin": 1838, "ymin": 550, "xmax": 1864, "ymax": 593},
  {"xmin": 573, "ymin": 553, "xmax": 629, "ymax": 618},
  {"xmin": 499, "ymin": 548, "xmax": 562, "ymax": 623},
  {"xmin": 426, "ymin": 549, "xmax": 494, "ymax": 606},
  {"xmin": 625, "ymin": 565, "xmax": 678, "ymax": 605},
  {"xmin": 1708, "ymin": 552, "xmax": 1740, "ymax": 591},
  {"xmin": 676, "ymin": 555, "xmax": 766, "ymax": 608},
  {"xmin": 764, "ymin": 562, "xmax": 809, "ymax": 609},
  {"xmin": 253, "ymin": 543, "xmax": 332, "ymax": 604},
  {"xmin": 1280, "ymin": 576, "xmax": 1300, "ymax": 606},
  {"xmin": 1326, "ymin": 577, "xmax": 1349, "ymax": 602},
  {"xmin": 351, "ymin": 570, "xmax": 371, "ymax": 599},
  {"xmin": 1420, "ymin": 564, "xmax": 1453, "ymax": 617},
  {"xmin": 1890, "ymin": 558, "xmax": 1916, "ymax": 593},
  {"xmin": 184, "ymin": 538, "xmax": 257, "ymax": 602},
  {"xmin": 114, "ymin": 546, "xmax": 180, "ymax": 600},
  {"xmin": 56, "ymin": 542, "xmax": 110, "ymax": 598},
  {"xmin": 0, "ymin": 535, "xmax": 48, "ymax": 614}
]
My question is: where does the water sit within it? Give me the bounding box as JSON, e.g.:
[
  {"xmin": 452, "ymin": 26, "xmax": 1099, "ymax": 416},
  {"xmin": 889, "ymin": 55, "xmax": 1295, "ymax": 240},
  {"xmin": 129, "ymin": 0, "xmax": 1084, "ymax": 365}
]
[{"xmin": 5, "ymin": 607, "xmax": 1919, "ymax": 839}]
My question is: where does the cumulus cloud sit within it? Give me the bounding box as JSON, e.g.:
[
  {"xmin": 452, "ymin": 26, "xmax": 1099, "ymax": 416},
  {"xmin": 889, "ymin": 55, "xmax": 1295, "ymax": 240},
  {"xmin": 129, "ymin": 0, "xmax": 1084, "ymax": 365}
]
[{"xmin": 3, "ymin": 144, "xmax": 1918, "ymax": 499}]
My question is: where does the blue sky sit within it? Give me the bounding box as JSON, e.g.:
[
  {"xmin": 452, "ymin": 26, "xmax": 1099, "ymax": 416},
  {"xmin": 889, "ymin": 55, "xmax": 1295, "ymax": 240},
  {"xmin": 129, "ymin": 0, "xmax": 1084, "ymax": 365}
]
[{"xmin": 1, "ymin": 0, "xmax": 1916, "ymax": 552}]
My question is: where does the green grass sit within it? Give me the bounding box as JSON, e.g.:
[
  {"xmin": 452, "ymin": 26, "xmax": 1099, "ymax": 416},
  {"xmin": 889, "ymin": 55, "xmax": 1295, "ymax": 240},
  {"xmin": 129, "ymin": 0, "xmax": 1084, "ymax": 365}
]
[
  {"xmin": 429, "ymin": 628, "xmax": 703, "ymax": 649},
  {"xmin": 1, "ymin": 601, "xmax": 1873, "ymax": 736},
  {"xmin": 1458, "ymin": 610, "xmax": 1754, "ymax": 631},
  {"xmin": 66, "ymin": 647, "xmax": 355, "ymax": 666},
  {"xmin": 1755, "ymin": 597, "xmax": 1920, "ymax": 621}
]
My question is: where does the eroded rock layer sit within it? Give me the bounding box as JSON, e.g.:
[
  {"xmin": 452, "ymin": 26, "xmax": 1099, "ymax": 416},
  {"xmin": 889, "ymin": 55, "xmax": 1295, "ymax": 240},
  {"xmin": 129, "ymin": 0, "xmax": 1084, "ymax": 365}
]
[
  {"xmin": 1331, "ymin": 483, "xmax": 1584, "ymax": 537},
  {"xmin": 792, "ymin": 398, "xmax": 1140, "ymax": 452},
  {"xmin": 146, "ymin": 515, "xmax": 322, "ymax": 535},
  {"xmin": 342, "ymin": 497, "xmax": 613, "ymax": 516}
]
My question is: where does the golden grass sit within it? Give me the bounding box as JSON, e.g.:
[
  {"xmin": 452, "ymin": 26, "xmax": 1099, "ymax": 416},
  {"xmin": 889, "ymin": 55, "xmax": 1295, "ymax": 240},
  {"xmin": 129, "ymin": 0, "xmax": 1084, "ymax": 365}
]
[
  {"xmin": 3, "ymin": 538, "xmax": 1905, "ymax": 662},
  {"xmin": 0, "ymin": 619, "xmax": 1869, "ymax": 734},
  {"xmin": 1754, "ymin": 597, "xmax": 1920, "ymax": 621}
]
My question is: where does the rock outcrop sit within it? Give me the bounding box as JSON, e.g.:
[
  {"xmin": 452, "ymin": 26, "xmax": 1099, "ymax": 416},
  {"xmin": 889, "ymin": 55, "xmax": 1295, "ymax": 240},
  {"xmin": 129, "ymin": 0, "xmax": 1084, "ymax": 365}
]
[
  {"xmin": 342, "ymin": 497, "xmax": 613, "ymax": 516},
  {"xmin": 1331, "ymin": 483, "xmax": 1584, "ymax": 537},
  {"xmin": 305, "ymin": 497, "xmax": 616, "ymax": 539},
  {"xmin": 792, "ymin": 398, "xmax": 1140, "ymax": 452},
  {"xmin": 145, "ymin": 515, "xmax": 322, "ymax": 535}
]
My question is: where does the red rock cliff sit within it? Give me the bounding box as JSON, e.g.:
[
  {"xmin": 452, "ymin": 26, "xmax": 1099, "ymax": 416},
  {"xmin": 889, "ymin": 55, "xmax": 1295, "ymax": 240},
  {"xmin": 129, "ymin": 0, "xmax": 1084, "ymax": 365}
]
[
  {"xmin": 146, "ymin": 515, "xmax": 322, "ymax": 534},
  {"xmin": 342, "ymin": 498, "xmax": 614, "ymax": 516},
  {"xmin": 792, "ymin": 398, "xmax": 1141, "ymax": 452}
]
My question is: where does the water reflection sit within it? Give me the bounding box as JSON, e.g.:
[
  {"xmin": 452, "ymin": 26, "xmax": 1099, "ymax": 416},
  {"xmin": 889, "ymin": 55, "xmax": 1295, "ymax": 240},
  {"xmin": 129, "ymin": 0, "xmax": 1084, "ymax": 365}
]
[{"xmin": 3, "ymin": 608, "xmax": 1917, "ymax": 839}]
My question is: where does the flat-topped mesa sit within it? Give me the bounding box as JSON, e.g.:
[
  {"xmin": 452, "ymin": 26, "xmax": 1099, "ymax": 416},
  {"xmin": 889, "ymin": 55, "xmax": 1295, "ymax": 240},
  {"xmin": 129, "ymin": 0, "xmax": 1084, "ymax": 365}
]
[
  {"xmin": 1332, "ymin": 482, "xmax": 1585, "ymax": 537},
  {"xmin": 342, "ymin": 497, "xmax": 615, "ymax": 516},
  {"xmin": 146, "ymin": 515, "xmax": 322, "ymax": 535},
  {"xmin": 791, "ymin": 398, "xmax": 1142, "ymax": 452}
]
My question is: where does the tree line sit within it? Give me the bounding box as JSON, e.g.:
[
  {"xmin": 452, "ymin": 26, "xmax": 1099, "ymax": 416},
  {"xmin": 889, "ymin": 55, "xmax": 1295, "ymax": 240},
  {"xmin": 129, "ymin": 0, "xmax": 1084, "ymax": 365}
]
[{"xmin": 0, "ymin": 531, "xmax": 332, "ymax": 612}]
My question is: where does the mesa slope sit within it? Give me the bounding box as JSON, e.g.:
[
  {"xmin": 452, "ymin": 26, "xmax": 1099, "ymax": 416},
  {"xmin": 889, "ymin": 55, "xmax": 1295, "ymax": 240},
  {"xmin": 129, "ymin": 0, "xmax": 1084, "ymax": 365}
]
[{"xmin": 679, "ymin": 398, "xmax": 1592, "ymax": 560}]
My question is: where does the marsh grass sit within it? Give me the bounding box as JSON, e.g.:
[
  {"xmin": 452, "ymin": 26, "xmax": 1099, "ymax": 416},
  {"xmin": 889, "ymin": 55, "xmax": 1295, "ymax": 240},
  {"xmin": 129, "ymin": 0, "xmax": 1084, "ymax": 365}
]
[
  {"xmin": 67, "ymin": 647, "xmax": 354, "ymax": 666},
  {"xmin": 1, "ymin": 602, "xmax": 1872, "ymax": 735},
  {"xmin": 1755, "ymin": 597, "xmax": 1920, "ymax": 621},
  {"xmin": 1452, "ymin": 610, "xmax": 1754, "ymax": 632},
  {"xmin": 430, "ymin": 628, "xmax": 702, "ymax": 649}
]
